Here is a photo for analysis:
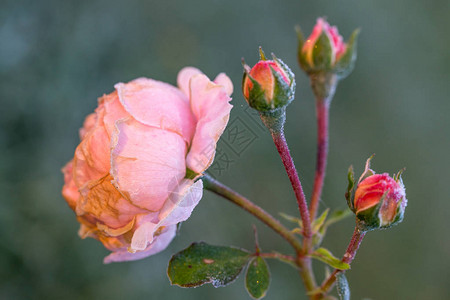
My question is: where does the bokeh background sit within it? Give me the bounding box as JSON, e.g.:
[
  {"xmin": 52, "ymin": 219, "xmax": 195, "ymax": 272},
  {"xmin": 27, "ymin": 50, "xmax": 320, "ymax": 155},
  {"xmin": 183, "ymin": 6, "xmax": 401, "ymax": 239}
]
[{"xmin": 1, "ymin": 0, "xmax": 449, "ymax": 299}]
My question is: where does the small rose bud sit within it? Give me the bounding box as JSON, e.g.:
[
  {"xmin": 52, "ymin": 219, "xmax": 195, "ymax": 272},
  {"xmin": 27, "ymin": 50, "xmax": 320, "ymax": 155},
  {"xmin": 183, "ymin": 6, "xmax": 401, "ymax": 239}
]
[
  {"xmin": 297, "ymin": 18, "xmax": 359, "ymax": 78},
  {"xmin": 242, "ymin": 48, "xmax": 295, "ymax": 113},
  {"xmin": 354, "ymin": 173, "xmax": 407, "ymax": 231}
]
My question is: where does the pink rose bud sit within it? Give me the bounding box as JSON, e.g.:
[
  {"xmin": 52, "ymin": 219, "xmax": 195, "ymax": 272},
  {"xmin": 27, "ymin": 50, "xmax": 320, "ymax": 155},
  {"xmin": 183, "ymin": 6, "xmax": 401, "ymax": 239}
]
[
  {"xmin": 62, "ymin": 67, "xmax": 233, "ymax": 263},
  {"xmin": 242, "ymin": 48, "xmax": 295, "ymax": 112},
  {"xmin": 297, "ymin": 18, "xmax": 359, "ymax": 78},
  {"xmin": 350, "ymin": 161, "xmax": 407, "ymax": 231}
]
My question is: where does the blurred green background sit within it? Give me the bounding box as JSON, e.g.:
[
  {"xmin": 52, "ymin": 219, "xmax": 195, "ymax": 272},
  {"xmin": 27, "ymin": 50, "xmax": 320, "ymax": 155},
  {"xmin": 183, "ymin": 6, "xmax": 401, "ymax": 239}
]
[{"xmin": 1, "ymin": 0, "xmax": 449, "ymax": 299}]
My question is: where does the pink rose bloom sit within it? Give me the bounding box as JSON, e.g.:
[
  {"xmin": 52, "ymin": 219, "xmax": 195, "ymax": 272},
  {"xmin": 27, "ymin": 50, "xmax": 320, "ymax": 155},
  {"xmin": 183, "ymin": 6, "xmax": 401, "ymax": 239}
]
[
  {"xmin": 302, "ymin": 18, "xmax": 347, "ymax": 66},
  {"xmin": 62, "ymin": 67, "xmax": 233, "ymax": 263}
]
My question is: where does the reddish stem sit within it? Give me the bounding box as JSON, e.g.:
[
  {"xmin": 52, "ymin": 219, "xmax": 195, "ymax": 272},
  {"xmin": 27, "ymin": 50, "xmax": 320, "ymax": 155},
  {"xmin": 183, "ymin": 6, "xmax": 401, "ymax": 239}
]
[
  {"xmin": 318, "ymin": 227, "xmax": 366, "ymax": 297},
  {"xmin": 271, "ymin": 131, "xmax": 312, "ymax": 247},
  {"xmin": 309, "ymin": 100, "xmax": 330, "ymax": 222},
  {"xmin": 258, "ymin": 252, "xmax": 296, "ymax": 262}
]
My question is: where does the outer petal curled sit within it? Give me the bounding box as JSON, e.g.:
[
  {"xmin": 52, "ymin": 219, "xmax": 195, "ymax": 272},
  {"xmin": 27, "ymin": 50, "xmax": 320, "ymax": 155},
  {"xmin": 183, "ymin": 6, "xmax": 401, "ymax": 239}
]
[
  {"xmin": 103, "ymin": 225, "xmax": 177, "ymax": 264},
  {"xmin": 185, "ymin": 74, "xmax": 233, "ymax": 173},
  {"xmin": 130, "ymin": 179, "xmax": 203, "ymax": 251}
]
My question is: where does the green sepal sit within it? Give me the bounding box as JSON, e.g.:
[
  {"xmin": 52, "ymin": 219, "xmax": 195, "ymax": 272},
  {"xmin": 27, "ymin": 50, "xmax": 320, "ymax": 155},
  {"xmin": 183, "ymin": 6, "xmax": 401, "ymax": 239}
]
[
  {"xmin": 243, "ymin": 72, "xmax": 272, "ymax": 111},
  {"xmin": 270, "ymin": 54, "xmax": 295, "ymax": 110},
  {"xmin": 310, "ymin": 248, "xmax": 350, "ymax": 270},
  {"xmin": 295, "ymin": 25, "xmax": 310, "ymax": 72},
  {"xmin": 336, "ymin": 273, "xmax": 351, "ymax": 300},
  {"xmin": 357, "ymin": 155, "xmax": 375, "ymax": 184},
  {"xmin": 167, "ymin": 242, "xmax": 251, "ymax": 288},
  {"xmin": 394, "ymin": 168, "xmax": 405, "ymax": 182},
  {"xmin": 259, "ymin": 47, "xmax": 267, "ymax": 61},
  {"xmin": 355, "ymin": 193, "xmax": 384, "ymax": 231},
  {"xmin": 335, "ymin": 29, "xmax": 360, "ymax": 79},
  {"xmin": 245, "ymin": 257, "xmax": 270, "ymax": 299},
  {"xmin": 380, "ymin": 196, "xmax": 406, "ymax": 229},
  {"xmin": 345, "ymin": 165, "xmax": 356, "ymax": 212},
  {"xmin": 312, "ymin": 32, "xmax": 333, "ymax": 71}
]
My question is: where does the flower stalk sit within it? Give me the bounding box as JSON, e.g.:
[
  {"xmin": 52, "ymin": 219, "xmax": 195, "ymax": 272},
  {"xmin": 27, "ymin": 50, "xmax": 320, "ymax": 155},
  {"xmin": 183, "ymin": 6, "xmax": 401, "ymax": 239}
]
[
  {"xmin": 317, "ymin": 227, "xmax": 366, "ymax": 298},
  {"xmin": 270, "ymin": 130, "xmax": 313, "ymax": 250},
  {"xmin": 309, "ymin": 95, "xmax": 331, "ymax": 222}
]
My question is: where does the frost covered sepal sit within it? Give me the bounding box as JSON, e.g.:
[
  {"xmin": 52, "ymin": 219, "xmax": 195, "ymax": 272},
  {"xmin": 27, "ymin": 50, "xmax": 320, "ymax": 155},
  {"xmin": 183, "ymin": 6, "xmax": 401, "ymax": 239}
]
[
  {"xmin": 242, "ymin": 48, "xmax": 296, "ymax": 133},
  {"xmin": 242, "ymin": 48, "xmax": 295, "ymax": 113},
  {"xmin": 297, "ymin": 17, "xmax": 359, "ymax": 79},
  {"xmin": 347, "ymin": 157, "xmax": 408, "ymax": 231}
]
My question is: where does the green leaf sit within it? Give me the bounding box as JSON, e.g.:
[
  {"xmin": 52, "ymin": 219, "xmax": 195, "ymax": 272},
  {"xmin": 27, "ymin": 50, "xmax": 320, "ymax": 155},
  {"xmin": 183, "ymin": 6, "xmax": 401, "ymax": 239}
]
[
  {"xmin": 245, "ymin": 257, "xmax": 270, "ymax": 299},
  {"xmin": 168, "ymin": 242, "xmax": 251, "ymax": 288},
  {"xmin": 312, "ymin": 208, "xmax": 330, "ymax": 233},
  {"xmin": 310, "ymin": 248, "xmax": 349, "ymax": 270},
  {"xmin": 336, "ymin": 273, "xmax": 351, "ymax": 300}
]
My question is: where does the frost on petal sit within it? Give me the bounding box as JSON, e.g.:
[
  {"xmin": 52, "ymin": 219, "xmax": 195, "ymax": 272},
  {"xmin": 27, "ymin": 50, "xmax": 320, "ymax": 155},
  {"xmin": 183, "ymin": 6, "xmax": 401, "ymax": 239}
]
[
  {"xmin": 185, "ymin": 74, "xmax": 232, "ymax": 173},
  {"xmin": 104, "ymin": 225, "xmax": 177, "ymax": 264},
  {"xmin": 115, "ymin": 78, "xmax": 195, "ymax": 144},
  {"xmin": 111, "ymin": 119, "xmax": 186, "ymax": 211},
  {"xmin": 177, "ymin": 67, "xmax": 203, "ymax": 98}
]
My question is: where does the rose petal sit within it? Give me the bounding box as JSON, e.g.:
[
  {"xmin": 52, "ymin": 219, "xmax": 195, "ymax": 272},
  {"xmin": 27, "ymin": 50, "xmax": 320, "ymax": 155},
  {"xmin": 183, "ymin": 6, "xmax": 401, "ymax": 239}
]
[
  {"xmin": 61, "ymin": 161, "xmax": 79, "ymax": 210},
  {"xmin": 99, "ymin": 91, "xmax": 129, "ymax": 137},
  {"xmin": 115, "ymin": 78, "xmax": 195, "ymax": 144},
  {"xmin": 103, "ymin": 225, "xmax": 177, "ymax": 263},
  {"xmin": 111, "ymin": 118, "xmax": 187, "ymax": 211},
  {"xmin": 214, "ymin": 72, "xmax": 234, "ymax": 96},
  {"xmin": 130, "ymin": 179, "xmax": 203, "ymax": 251},
  {"xmin": 177, "ymin": 67, "xmax": 203, "ymax": 97},
  {"xmin": 185, "ymin": 74, "xmax": 233, "ymax": 173},
  {"xmin": 77, "ymin": 174, "xmax": 146, "ymax": 228},
  {"xmin": 73, "ymin": 110, "xmax": 111, "ymax": 187},
  {"xmin": 79, "ymin": 113, "xmax": 97, "ymax": 140}
]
